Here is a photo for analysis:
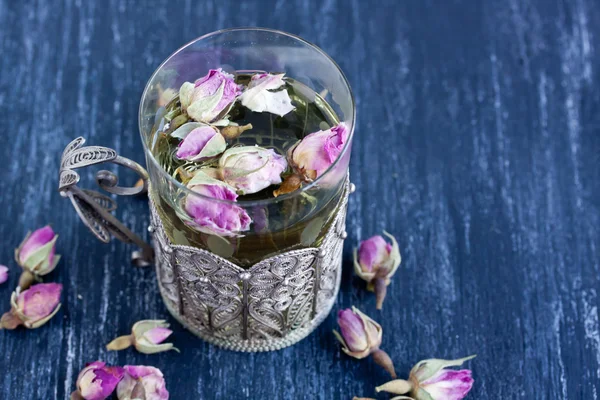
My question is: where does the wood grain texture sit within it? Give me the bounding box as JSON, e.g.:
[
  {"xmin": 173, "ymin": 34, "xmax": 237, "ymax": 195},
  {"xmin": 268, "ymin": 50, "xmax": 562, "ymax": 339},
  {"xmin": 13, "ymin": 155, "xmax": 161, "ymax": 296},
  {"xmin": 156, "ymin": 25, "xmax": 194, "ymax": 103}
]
[{"xmin": 0, "ymin": 0, "xmax": 599, "ymax": 398}]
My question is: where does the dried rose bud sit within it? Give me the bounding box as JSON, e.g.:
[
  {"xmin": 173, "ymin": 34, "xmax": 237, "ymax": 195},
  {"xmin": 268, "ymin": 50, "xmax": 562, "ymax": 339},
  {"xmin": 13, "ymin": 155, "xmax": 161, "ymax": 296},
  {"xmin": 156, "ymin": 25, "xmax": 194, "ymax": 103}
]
[
  {"xmin": 220, "ymin": 123, "xmax": 253, "ymax": 140},
  {"xmin": 106, "ymin": 319, "xmax": 178, "ymax": 355},
  {"xmin": 71, "ymin": 361, "xmax": 124, "ymax": 400},
  {"xmin": 376, "ymin": 355, "xmax": 476, "ymax": 400},
  {"xmin": 179, "ymin": 68, "xmax": 241, "ymax": 123},
  {"xmin": 273, "ymin": 173, "xmax": 303, "ymax": 197},
  {"xmin": 173, "ymin": 124, "xmax": 226, "ymax": 161},
  {"xmin": 117, "ymin": 365, "xmax": 169, "ymax": 400},
  {"xmin": 15, "ymin": 225, "xmax": 61, "ymax": 289},
  {"xmin": 354, "ymin": 232, "xmax": 401, "ymax": 310},
  {"xmin": 334, "ymin": 307, "xmax": 396, "ymax": 377},
  {"xmin": 288, "ymin": 123, "xmax": 348, "ymax": 181},
  {"xmin": 239, "ymin": 73, "xmax": 295, "ymax": 117},
  {"xmin": 0, "ymin": 283, "xmax": 62, "ymax": 329},
  {"xmin": 0, "ymin": 265, "xmax": 8, "ymax": 285},
  {"xmin": 181, "ymin": 170, "xmax": 252, "ymax": 237},
  {"xmin": 219, "ymin": 146, "xmax": 288, "ymax": 195}
]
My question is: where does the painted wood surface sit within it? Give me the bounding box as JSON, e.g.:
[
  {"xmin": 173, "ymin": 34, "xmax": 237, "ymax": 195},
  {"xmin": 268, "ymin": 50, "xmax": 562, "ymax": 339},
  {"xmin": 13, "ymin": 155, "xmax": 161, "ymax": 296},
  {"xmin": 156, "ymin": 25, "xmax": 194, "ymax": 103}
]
[{"xmin": 0, "ymin": 0, "xmax": 599, "ymax": 398}]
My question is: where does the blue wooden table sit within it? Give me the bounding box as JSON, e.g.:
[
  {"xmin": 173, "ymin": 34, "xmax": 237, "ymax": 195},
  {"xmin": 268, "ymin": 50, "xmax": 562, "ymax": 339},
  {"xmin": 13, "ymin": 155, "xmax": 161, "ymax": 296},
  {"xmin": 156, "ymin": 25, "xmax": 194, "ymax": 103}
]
[{"xmin": 1, "ymin": 0, "xmax": 599, "ymax": 398}]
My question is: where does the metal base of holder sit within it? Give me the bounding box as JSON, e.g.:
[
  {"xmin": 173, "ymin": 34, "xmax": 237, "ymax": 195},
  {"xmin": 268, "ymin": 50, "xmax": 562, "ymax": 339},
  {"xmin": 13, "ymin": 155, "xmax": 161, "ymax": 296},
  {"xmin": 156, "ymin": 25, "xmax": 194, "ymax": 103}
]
[{"xmin": 150, "ymin": 182, "xmax": 349, "ymax": 352}]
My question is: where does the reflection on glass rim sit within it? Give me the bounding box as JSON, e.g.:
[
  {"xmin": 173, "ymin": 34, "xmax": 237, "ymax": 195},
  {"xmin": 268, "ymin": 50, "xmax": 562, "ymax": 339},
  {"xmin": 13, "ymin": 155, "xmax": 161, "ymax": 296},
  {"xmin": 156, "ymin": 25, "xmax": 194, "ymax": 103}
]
[{"xmin": 138, "ymin": 27, "xmax": 356, "ymax": 206}]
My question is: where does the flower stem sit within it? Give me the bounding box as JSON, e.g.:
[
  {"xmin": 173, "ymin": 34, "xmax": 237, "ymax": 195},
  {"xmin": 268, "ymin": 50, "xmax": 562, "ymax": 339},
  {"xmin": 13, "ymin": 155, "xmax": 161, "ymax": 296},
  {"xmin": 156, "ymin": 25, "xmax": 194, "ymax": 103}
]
[
  {"xmin": 0, "ymin": 310, "xmax": 23, "ymax": 330},
  {"xmin": 70, "ymin": 390, "xmax": 85, "ymax": 400},
  {"xmin": 221, "ymin": 123, "xmax": 253, "ymax": 140},
  {"xmin": 106, "ymin": 334, "xmax": 133, "ymax": 351},
  {"xmin": 374, "ymin": 277, "xmax": 387, "ymax": 310},
  {"xmin": 18, "ymin": 270, "xmax": 37, "ymax": 290},
  {"xmin": 372, "ymin": 349, "xmax": 397, "ymax": 378}
]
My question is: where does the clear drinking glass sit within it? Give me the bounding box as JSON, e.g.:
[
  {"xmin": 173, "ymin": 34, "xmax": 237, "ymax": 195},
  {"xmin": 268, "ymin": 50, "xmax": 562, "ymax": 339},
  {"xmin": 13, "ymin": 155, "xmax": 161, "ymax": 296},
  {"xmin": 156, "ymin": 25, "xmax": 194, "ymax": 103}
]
[{"xmin": 139, "ymin": 28, "xmax": 355, "ymax": 267}]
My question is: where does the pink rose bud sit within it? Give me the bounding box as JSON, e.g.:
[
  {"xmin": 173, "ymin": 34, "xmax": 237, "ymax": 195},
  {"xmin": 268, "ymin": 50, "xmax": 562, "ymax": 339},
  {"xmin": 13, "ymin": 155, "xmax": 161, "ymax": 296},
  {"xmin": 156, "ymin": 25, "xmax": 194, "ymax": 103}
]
[
  {"xmin": 174, "ymin": 124, "xmax": 226, "ymax": 161},
  {"xmin": 219, "ymin": 146, "xmax": 288, "ymax": 195},
  {"xmin": 289, "ymin": 122, "xmax": 349, "ymax": 180},
  {"xmin": 354, "ymin": 232, "xmax": 401, "ymax": 310},
  {"xmin": 0, "ymin": 283, "xmax": 62, "ymax": 329},
  {"xmin": 240, "ymin": 73, "xmax": 295, "ymax": 116},
  {"xmin": 106, "ymin": 320, "xmax": 178, "ymax": 355},
  {"xmin": 181, "ymin": 170, "xmax": 252, "ymax": 237},
  {"xmin": 117, "ymin": 365, "xmax": 169, "ymax": 400},
  {"xmin": 15, "ymin": 226, "xmax": 61, "ymax": 288},
  {"xmin": 334, "ymin": 307, "xmax": 396, "ymax": 377},
  {"xmin": 179, "ymin": 68, "xmax": 241, "ymax": 123},
  {"xmin": 376, "ymin": 355, "xmax": 476, "ymax": 400},
  {"xmin": 0, "ymin": 265, "xmax": 8, "ymax": 285},
  {"xmin": 71, "ymin": 361, "xmax": 124, "ymax": 400}
]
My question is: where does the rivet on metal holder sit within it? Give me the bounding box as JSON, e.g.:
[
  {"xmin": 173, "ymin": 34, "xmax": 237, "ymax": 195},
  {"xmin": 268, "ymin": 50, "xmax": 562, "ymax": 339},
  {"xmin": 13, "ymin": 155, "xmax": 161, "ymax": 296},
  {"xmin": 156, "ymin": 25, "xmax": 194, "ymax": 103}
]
[
  {"xmin": 239, "ymin": 272, "xmax": 252, "ymax": 281},
  {"xmin": 58, "ymin": 137, "xmax": 154, "ymax": 267}
]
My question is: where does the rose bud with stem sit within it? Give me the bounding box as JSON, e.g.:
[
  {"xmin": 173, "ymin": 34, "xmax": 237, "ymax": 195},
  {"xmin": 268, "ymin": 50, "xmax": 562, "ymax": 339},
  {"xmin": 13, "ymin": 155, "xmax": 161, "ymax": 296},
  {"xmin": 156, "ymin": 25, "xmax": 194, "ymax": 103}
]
[
  {"xmin": 334, "ymin": 306, "xmax": 396, "ymax": 378},
  {"xmin": 274, "ymin": 122, "xmax": 349, "ymax": 196},
  {"xmin": 354, "ymin": 232, "xmax": 401, "ymax": 310},
  {"xmin": 106, "ymin": 319, "xmax": 178, "ymax": 355},
  {"xmin": 0, "ymin": 283, "xmax": 62, "ymax": 329},
  {"xmin": 376, "ymin": 355, "xmax": 476, "ymax": 400},
  {"xmin": 15, "ymin": 225, "xmax": 61, "ymax": 289}
]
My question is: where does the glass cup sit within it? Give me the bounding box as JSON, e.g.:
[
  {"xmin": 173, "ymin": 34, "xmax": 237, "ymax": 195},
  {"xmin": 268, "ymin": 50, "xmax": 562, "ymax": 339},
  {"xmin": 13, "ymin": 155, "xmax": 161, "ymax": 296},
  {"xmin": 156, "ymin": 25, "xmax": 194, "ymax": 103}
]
[
  {"xmin": 139, "ymin": 28, "xmax": 355, "ymax": 266},
  {"xmin": 59, "ymin": 28, "xmax": 355, "ymax": 351}
]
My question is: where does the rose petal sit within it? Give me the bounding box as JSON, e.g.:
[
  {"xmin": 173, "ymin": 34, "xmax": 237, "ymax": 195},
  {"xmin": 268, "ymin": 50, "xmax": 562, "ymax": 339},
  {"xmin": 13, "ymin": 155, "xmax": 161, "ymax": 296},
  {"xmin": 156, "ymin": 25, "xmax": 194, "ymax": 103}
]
[
  {"xmin": 240, "ymin": 73, "xmax": 294, "ymax": 117},
  {"xmin": 143, "ymin": 327, "xmax": 173, "ymax": 345}
]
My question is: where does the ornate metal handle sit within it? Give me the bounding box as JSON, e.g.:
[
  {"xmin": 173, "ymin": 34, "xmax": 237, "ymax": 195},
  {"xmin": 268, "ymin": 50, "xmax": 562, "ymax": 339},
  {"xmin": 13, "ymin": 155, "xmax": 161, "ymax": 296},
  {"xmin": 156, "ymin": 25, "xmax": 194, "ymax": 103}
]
[{"xmin": 58, "ymin": 137, "xmax": 154, "ymax": 267}]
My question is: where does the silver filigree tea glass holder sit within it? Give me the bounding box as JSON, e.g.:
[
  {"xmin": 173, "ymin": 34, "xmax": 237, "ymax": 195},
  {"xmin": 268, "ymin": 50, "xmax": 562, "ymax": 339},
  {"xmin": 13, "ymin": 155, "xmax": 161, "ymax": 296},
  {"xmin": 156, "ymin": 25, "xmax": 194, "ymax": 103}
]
[{"xmin": 59, "ymin": 28, "xmax": 356, "ymax": 352}]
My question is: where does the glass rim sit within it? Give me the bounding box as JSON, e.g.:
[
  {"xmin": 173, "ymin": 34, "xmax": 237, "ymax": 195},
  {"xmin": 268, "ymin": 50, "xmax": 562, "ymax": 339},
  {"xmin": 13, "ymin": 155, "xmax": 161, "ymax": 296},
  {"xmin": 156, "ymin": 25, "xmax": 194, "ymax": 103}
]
[{"xmin": 138, "ymin": 27, "xmax": 356, "ymax": 207}]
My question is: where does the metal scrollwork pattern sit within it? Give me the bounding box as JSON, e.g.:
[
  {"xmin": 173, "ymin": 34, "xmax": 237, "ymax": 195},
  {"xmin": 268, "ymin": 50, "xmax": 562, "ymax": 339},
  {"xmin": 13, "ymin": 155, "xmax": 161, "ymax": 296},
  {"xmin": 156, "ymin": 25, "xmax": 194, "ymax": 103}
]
[
  {"xmin": 58, "ymin": 137, "xmax": 154, "ymax": 266},
  {"xmin": 315, "ymin": 191, "xmax": 348, "ymax": 314},
  {"xmin": 175, "ymin": 246, "xmax": 245, "ymax": 340},
  {"xmin": 247, "ymin": 248, "xmax": 318, "ymax": 340},
  {"xmin": 150, "ymin": 205, "xmax": 179, "ymax": 309},
  {"xmin": 150, "ymin": 180, "xmax": 351, "ymax": 352}
]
